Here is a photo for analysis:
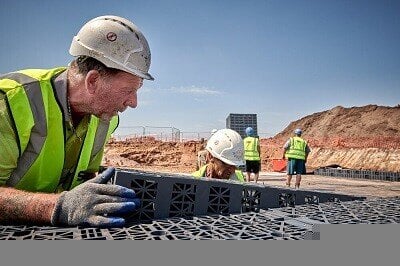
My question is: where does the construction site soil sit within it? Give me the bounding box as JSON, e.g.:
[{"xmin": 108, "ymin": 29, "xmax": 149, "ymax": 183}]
[{"xmin": 103, "ymin": 105, "xmax": 400, "ymax": 198}]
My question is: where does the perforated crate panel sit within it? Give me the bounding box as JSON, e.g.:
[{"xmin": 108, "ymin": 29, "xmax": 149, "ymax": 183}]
[
  {"xmin": 273, "ymin": 197, "xmax": 400, "ymax": 224},
  {"xmin": 314, "ymin": 168, "xmax": 400, "ymax": 182},
  {"xmin": 0, "ymin": 211, "xmax": 318, "ymax": 240},
  {"xmin": 113, "ymin": 169, "xmax": 365, "ymax": 222},
  {"xmin": 1, "ymin": 198, "xmax": 399, "ymax": 240}
]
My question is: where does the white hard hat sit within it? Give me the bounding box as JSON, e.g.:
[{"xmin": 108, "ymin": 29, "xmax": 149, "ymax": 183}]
[
  {"xmin": 211, "ymin": 129, "xmax": 218, "ymax": 135},
  {"xmin": 206, "ymin": 129, "xmax": 244, "ymax": 166},
  {"xmin": 69, "ymin": 15, "xmax": 154, "ymax": 80}
]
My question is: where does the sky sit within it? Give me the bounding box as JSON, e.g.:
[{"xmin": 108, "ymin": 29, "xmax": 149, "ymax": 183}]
[{"xmin": 1, "ymin": 0, "xmax": 399, "ymax": 138}]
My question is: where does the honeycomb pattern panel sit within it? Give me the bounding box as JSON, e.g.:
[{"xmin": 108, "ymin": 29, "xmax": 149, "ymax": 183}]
[
  {"xmin": 278, "ymin": 193, "xmax": 296, "ymax": 207},
  {"xmin": 168, "ymin": 182, "xmax": 197, "ymax": 218},
  {"xmin": 242, "ymin": 188, "xmax": 261, "ymax": 212},
  {"xmin": 207, "ymin": 186, "xmax": 231, "ymax": 215},
  {"xmin": 127, "ymin": 179, "xmax": 158, "ymax": 221}
]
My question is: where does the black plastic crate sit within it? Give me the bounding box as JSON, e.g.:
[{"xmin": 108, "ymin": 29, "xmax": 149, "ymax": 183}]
[{"xmin": 114, "ymin": 169, "xmax": 364, "ymax": 222}]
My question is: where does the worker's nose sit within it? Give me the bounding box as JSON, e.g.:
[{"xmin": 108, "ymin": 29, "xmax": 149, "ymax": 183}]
[{"xmin": 126, "ymin": 92, "xmax": 138, "ymax": 108}]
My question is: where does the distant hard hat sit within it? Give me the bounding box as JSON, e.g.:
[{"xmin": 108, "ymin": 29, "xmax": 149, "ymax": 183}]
[
  {"xmin": 69, "ymin": 15, "xmax": 154, "ymax": 80},
  {"xmin": 206, "ymin": 129, "xmax": 244, "ymax": 166},
  {"xmin": 245, "ymin": 127, "xmax": 255, "ymax": 136},
  {"xmin": 211, "ymin": 129, "xmax": 218, "ymax": 135},
  {"xmin": 294, "ymin": 128, "xmax": 302, "ymax": 135}
]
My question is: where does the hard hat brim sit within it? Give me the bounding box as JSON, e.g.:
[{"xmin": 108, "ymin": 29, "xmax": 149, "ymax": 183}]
[{"xmin": 207, "ymin": 148, "xmax": 244, "ymax": 166}]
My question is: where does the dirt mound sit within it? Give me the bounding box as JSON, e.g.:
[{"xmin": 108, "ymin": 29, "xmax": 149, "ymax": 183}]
[
  {"xmin": 264, "ymin": 105, "xmax": 400, "ymax": 172},
  {"xmin": 275, "ymin": 105, "xmax": 400, "ymax": 140},
  {"xmin": 103, "ymin": 105, "xmax": 400, "ymax": 173},
  {"xmin": 104, "ymin": 137, "xmax": 202, "ymax": 173}
]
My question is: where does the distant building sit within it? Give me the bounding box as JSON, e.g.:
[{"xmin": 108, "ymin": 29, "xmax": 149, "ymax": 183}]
[{"xmin": 226, "ymin": 113, "xmax": 258, "ymax": 138}]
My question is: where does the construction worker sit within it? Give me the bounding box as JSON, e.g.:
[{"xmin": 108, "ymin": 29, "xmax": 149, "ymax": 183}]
[
  {"xmin": 192, "ymin": 129, "xmax": 245, "ymax": 182},
  {"xmin": 196, "ymin": 129, "xmax": 218, "ymax": 170},
  {"xmin": 196, "ymin": 138, "xmax": 207, "ymax": 170},
  {"xmin": 0, "ymin": 15, "xmax": 153, "ymax": 227},
  {"xmin": 282, "ymin": 128, "xmax": 311, "ymax": 189},
  {"xmin": 243, "ymin": 127, "xmax": 261, "ymax": 183}
]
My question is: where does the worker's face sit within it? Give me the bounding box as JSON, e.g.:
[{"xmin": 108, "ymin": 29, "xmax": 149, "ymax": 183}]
[
  {"xmin": 91, "ymin": 71, "xmax": 143, "ymax": 121},
  {"xmin": 209, "ymin": 157, "xmax": 236, "ymax": 180}
]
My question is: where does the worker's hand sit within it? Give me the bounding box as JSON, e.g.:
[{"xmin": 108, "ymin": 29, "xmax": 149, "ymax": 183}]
[{"xmin": 51, "ymin": 174, "xmax": 140, "ymax": 227}]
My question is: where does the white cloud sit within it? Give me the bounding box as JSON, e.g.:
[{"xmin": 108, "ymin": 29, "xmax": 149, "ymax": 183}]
[
  {"xmin": 139, "ymin": 85, "xmax": 223, "ymax": 96},
  {"xmin": 168, "ymin": 85, "xmax": 223, "ymax": 95},
  {"xmin": 193, "ymin": 97, "xmax": 205, "ymax": 102},
  {"xmin": 139, "ymin": 86, "xmax": 156, "ymax": 94}
]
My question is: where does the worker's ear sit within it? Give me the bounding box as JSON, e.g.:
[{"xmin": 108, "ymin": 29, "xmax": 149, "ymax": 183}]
[{"xmin": 85, "ymin": 70, "xmax": 100, "ymax": 94}]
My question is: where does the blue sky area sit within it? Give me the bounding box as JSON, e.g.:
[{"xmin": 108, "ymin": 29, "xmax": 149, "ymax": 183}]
[{"xmin": 1, "ymin": 0, "xmax": 399, "ymax": 137}]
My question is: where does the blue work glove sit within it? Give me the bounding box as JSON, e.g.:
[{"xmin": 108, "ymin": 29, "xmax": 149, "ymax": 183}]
[{"xmin": 51, "ymin": 170, "xmax": 140, "ymax": 227}]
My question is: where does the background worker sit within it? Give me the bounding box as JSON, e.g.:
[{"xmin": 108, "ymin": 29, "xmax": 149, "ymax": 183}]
[
  {"xmin": 196, "ymin": 138, "xmax": 207, "ymax": 170},
  {"xmin": 192, "ymin": 129, "xmax": 245, "ymax": 182},
  {"xmin": 196, "ymin": 128, "xmax": 218, "ymax": 170},
  {"xmin": 0, "ymin": 15, "xmax": 153, "ymax": 227},
  {"xmin": 282, "ymin": 128, "xmax": 311, "ymax": 189},
  {"xmin": 243, "ymin": 127, "xmax": 261, "ymax": 183}
]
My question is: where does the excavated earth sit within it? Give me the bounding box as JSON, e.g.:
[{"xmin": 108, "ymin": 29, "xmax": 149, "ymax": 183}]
[
  {"xmin": 103, "ymin": 105, "xmax": 400, "ymax": 198},
  {"xmin": 270, "ymin": 104, "xmax": 400, "ymax": 172}
]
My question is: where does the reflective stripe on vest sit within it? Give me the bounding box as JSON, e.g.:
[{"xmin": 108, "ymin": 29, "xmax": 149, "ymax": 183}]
[
  {"xmin": 244, "ymin": 136, "xmax": 260, "ymax": 161},
  {"xmin": 70, "ymin": 115, "xmax": 118, "ymax": 189},
  {"xmin": 192, "ymin": 164, "xmax": 244, "ymax": 182},
  {"xmin": 285, "ymin": 136, "xmax": 307, "ymax": 160},
  {"xmin": 0, "ymin": 68, "xmax": 118, "ymax": 192}
]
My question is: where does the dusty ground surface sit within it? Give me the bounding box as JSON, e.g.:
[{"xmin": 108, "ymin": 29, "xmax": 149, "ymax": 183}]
[
  {"xmin": 256, "ymin": 173, "xmax": 400, "ymax": 199},
  {"xmin": 103, "ymin": 105, "xmax": 400, "ymax": 199}
]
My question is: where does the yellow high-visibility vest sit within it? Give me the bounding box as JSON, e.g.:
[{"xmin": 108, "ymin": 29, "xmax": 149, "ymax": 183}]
[
  {"xmin": 0, "ymin": 68, "xmax": 118, "ymax": 192},
  {"xmin": 244, "ymin": 136, "xmax": 260, "ymax": 161},
  {"xmin": 192, "ymin": 164, "xmax": 245, "ymax": 182},
  {"xmin": 285, "ymin": 136, "xmax": 307, "ymax": 160}
]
